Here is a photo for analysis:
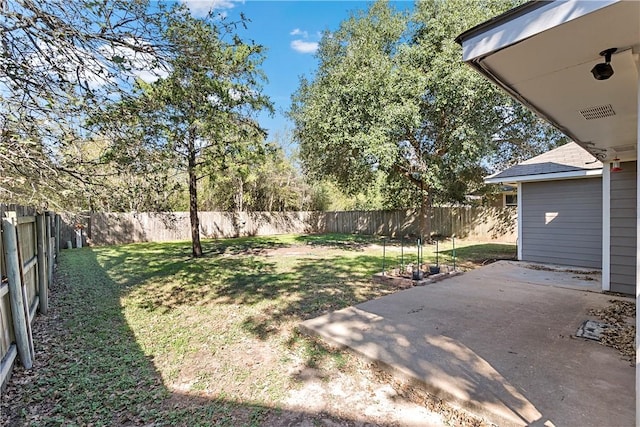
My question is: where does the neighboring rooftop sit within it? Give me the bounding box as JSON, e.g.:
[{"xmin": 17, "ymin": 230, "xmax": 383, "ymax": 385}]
[{"xmin": 485, "ymin": 142, "xmax": 602, "ymax": 183}]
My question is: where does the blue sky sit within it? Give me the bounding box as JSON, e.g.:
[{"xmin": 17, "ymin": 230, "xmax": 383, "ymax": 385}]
[{"xmin": 182, "ymin": 1, "xmax": 413, "ymax": 145}]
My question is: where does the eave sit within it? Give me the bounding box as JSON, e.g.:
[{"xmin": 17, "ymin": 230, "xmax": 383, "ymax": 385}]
[{"xmin": 457, "ymin": 0, "xmax": 640, "ymax": 163}]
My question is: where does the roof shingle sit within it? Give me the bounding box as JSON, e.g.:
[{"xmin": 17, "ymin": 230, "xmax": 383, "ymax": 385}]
[{"xmin": 487, "ymin": 142, "xmax": 602, "ymax": 181}]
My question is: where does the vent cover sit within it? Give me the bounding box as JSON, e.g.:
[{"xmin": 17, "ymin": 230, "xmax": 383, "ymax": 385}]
[{"xmin": 579, "ymin": 104, "xmax": 615, "ymax": 120}]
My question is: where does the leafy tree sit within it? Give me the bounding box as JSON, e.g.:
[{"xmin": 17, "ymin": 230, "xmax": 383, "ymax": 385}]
[
  {"xmin": 73, "ymin": 136, "xmax": 183, "ymax": 212},
  {"xmin": 309, "ymin": 177, "xmax": 387, "ymax": 211},
  {"xmin": 1, "ymin": 0, "xmax": 169, "ymax": 206},
  {"xmin": 247, "ymin": 145, "xmax": 306, "ymax": 211},
  {"xmin": 95, "ymin": 6, "xmax": 272, "ymax": 256},
  {"xmin": 199, "ymin": 141, "xmax": 317, "ymax": 212},
  {"xmin": 290, "ymin": 0, "xmax": 566, "ymax": 238}
]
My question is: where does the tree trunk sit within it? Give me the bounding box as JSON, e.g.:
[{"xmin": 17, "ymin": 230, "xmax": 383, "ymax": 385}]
[
  {"xmin": 419, "ymin": 185, "xmax": 432, "ymax": 242},
  {"xmin": 188, "ymin": 137, "xmax": 202, "ymax": 257},
  {"xmin": 236, "ymin": 177, "xmax": 244, "ymax": 212}
]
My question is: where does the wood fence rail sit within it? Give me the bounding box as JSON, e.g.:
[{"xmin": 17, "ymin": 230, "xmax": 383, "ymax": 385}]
[
  {"xmin": 68, "ymin": 207, "xmax": 517, "ymax": 247},
  {"xmin": 0, "ymin": 209, "xmax": 60, "ymax": 390}
]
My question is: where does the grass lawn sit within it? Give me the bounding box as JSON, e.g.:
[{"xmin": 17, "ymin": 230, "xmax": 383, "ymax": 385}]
[{"xmin": 1, "ymin": 234, "xmax": 515, "ymax": 426}]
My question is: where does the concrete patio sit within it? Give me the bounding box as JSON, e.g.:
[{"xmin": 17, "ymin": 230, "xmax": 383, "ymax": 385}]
[{"xmin": 300, "ymin": 261, "xmax": 634, "ymax": 426}]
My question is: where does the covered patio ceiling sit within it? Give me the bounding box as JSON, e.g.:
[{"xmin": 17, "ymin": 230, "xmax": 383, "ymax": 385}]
[{"xmin": 456, "ymin": 0, "xmax": 640, "ymax": 162}]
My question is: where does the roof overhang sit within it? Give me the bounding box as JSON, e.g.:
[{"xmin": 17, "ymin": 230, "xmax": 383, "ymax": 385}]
[
  {"xmin": 485, "ymin": 168, "xmax": 602, "ymax": 185},
  {"xmin": 457, "ymin": 0, "xmax": 640, "ymax": 162}
]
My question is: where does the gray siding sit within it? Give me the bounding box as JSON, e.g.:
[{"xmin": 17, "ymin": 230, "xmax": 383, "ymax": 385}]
[
  {"xmin": 521, "ymin": 178, "xmax": 602, "ymax": 268},
  {"xmin": 610, "ymin": 161, "xmax": 637, "ymax": 295}
]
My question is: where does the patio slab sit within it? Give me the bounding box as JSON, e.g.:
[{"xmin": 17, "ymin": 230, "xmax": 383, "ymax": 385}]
[{"xmin": 299, "ymin": 261, "xmax": 634, "ymax": 427}]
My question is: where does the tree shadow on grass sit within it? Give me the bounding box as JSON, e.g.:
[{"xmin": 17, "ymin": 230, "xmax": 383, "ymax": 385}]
[
  {"xmin": 93, "ymin": 240, "xmax": 516, "ymax": 339},
  {"xmin": 204, "ymin": 235, "xmax": 293, "ymax": 255},
  {"xmin": 203, "ymin": 232, "xmax": 386, "ymax": 254},
  {"xmin": 293, "ymin": 232, "xmax": 385, "ymax": 251},
  {"xmin": 95, "ymin": 234, "xmax": 389, "ymax": 315},
  {"xmin": 203, "ymin": 233, "xmax": 385, "ymax": 255},
  {"xmin": 237, "ymin": 254, "xmax": 390, "ymax": 342},
  {"xmin": 1, "ymin": 247, "xmax": 400, "ymax": 427},
  {"xmin": 95, "ymin": 233, "xmax": 384, "ymax": 292},
  {"xmin": 91, "ymin": 238, "xmax": 395, "ymax": 387},
  {"xmin": 113, "ymin": 246, "xmax": 390, "ymax": 330},
  {"xmin": 439, "ymin": 243, "xmax": 517, "ymax": 268}
]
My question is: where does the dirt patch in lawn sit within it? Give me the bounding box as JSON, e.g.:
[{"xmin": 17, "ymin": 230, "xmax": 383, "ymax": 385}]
[{"xmin": 262, "ymin": 245, "xmax": 325, "ymax": 257}]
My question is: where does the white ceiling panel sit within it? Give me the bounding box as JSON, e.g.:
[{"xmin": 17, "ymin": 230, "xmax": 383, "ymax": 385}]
[{"xmin": 473, "ymin": 0, "xmax": 640, "ymax": 161}]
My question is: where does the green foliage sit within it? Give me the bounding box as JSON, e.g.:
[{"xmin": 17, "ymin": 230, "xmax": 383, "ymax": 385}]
[
  {"xmin": 0, "ymin": 0, "xmax": 170, "ymax": 207},
  {"xmin": 1, "ymin": 1, "xmax": 283, "ymax": 215},
  {"xmin": 290, "ymin": 0, "xmax": 567, "ymax": 208},
  {"xmin": 310, "ymin": 176, "xmax": 387, "ymax": 211},
  {"xmin": 291, "ymin": 1, "xmax": 411, "ymax": 194},
  {"xmin": 92, "ymin": 5, "xmax": 273, "ymax": 255},
  {"xmin": 101, "ymin": 6, "xmax": 272, "ymax": 172},
  {"xmin": 201, "ymin": 142, "xmax": 312, "ymax": 212}
]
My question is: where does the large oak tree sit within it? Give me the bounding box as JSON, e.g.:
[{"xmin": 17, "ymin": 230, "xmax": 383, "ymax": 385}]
[{"xmin": 290, "ymin": 0, "xmax": 566, "ymax": 238}]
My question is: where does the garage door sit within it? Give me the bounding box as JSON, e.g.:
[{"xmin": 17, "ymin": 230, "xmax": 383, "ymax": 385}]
[{"xmin": 521, "ymin": 178, "xmax": 602, "ymax": 268}]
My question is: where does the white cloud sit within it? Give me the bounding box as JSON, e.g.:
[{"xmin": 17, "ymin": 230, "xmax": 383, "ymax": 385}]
[
  {"xmin": 291, "ymin": 39, "xmax": 318, "ymax": 54},
  {"xmin": 135, "ymin": 69, "xmax": 169, "ymax": 84},
  {"xmin": 180, "ymin": 0, "xmax": 241, "ymax": 17},
  {"xmin": 289, "ymin": 28, "xmax": 308, "ymax": 38},
  {"xmin": 207, "ymin": 94, "xmax": 222, "ymax": 107},
  {"xmin": 101, "ymin": 39, "xmax": 170, "ymax": 84},
  {"xmin": 228, "ymin": 87, "xmax": 243, "ymax": 101},
  {"xmin": 26, "ymin": 42, "xmax": 114, "ymax": 90},
  {"xmin": 101, "ymin": 46, "xmax": 164, "ymax": 86}
]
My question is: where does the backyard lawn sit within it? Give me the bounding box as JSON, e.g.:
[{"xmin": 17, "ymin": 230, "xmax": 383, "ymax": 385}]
[{"xmin": 1, "ymin": 234, "xmax": 515, "ymax": 426}]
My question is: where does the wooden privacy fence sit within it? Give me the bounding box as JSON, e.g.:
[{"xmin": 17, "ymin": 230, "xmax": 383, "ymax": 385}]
[
  {"xmin": 73, "ymin": 207, "xmax": 516, "ymax": 246},
  {"xmin": 324, "ymin": 207, "xmax": 517, "ymax": 242},
  {"xmin": 0, "ymin": 211, "xmax": 60, "ymax": 390}
]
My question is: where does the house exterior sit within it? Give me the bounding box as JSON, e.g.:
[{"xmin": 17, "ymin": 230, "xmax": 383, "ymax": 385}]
[
  {"xmin": 486, "ymin": 142, "xmax": 605, "ymax": 270},
  {"xmin": 456, "ymin": 1, "xmax": 639, "ymax": 294},
  {"xmin": 487, "ymin": 141, "xmax": 637, "ymax": 294},
  {"xmin": 456, "ymin": 0, "xmax": 639, "ymax": 420},
  {"xmin": 484, "ymin": 185, "xmax": 517, "ymax": 208}
]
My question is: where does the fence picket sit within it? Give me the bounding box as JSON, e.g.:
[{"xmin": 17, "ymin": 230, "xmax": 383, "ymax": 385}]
[
  {"xmin": 70, "ymin": 208, "xmax": 516, "ymax": 245},
  {"xmin": 36, "ymin": 214, "xmax": 48, "ymax": 314},
  {"xmin": 46, "ymin": 212, "xmax": 53, "ymax": 285},
  {"xmin": 0, "ymin": 207, "xmax": 58, "ymax": 388},
  {"xmin": 0, "ymin": 345, "xmax": 17, "ymax": 390},
  {"xmin": 14, "ymin": 219, "xmax": 36, "ymax": 359},
  {"xmin": 2, "ymin": 215, "xmax": 32, "ymax": 370},
  {"xmin": 55, "ymin": 214, "xmax": 61, "ymax": 256}
]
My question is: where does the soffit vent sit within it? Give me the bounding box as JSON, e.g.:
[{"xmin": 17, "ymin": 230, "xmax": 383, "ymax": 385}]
[{"xmin": 579, "ymin": 104, "xmax": 616, "ymax": 120}]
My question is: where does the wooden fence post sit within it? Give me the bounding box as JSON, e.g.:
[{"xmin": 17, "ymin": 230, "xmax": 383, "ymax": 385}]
[
  {"xmin": 2, "ymin": 215, "xmax": 33, "ymax": 369},
  {"xmin": 36, "ymin": 213, "xmax": 48, "ymax": 314},
  {"xmin": 55, "ymin": 214, "xmax": 61, "ymax": 257},
  {"xmin": 46, "ymin": 212, "xmax": 53, "ymax": 285}
]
